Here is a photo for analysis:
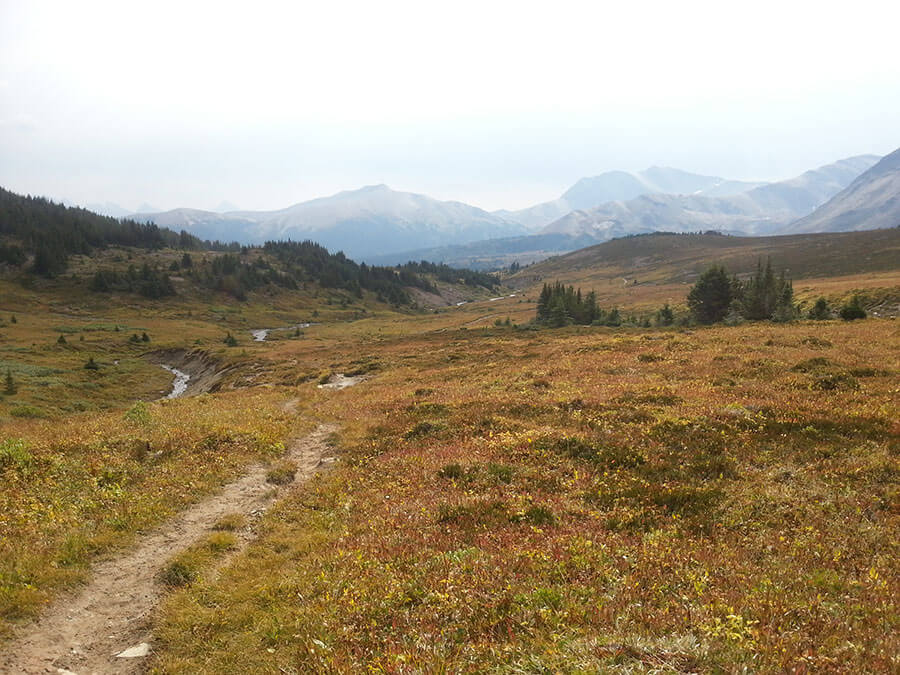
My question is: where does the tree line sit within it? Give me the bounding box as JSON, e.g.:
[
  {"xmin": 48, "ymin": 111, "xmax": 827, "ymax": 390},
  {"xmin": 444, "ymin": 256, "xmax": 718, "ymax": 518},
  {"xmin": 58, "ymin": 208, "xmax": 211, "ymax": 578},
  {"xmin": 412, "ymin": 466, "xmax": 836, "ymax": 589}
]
[
  {"xmin": 0, "ymin": 187, "xmax": 206, "ymax": 277},
  {"xmin": 536, "ymin": 282, "xmax": 624, "ymax": 327},
  {"xmin": 688, "ymin": 259, "xmax": 795, "ymax": 324},
  {"xmin": 536, "ymin": 258, "xmax": 867, "ymax": 328}
]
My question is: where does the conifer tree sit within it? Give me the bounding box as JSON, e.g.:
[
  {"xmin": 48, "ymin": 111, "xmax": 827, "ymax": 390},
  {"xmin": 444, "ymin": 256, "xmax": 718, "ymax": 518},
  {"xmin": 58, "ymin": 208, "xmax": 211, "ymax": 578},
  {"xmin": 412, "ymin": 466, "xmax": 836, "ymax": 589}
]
[
  {"xmin": 687, "ymin": 266, "xmax": 733, "ymax": 324},
  {"xmin": 655, "ymin": 304, "xmax": 674, "ymax": 326},
  {"xmin": 808, "ymin": 297, "xmax": 830, "ymax": 320},
  {"xmin": 839, "ymin": 295, "xmax": 867, "ymax": 321},
  {"xmin": 4, "ymin": 369, "xmax": 16, "ymax": 395}
]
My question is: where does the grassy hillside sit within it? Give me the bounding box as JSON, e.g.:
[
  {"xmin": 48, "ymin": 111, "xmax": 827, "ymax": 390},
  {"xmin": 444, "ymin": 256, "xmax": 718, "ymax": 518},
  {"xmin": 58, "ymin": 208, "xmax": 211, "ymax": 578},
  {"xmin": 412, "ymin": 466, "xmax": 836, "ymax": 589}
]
[
  {"xmin": 513, "ymin": 230, "xmax": 900, "ymax": 284},
  {"xmin": 501, "ymin": 229, "xmax": 900, "ymax": 317}
]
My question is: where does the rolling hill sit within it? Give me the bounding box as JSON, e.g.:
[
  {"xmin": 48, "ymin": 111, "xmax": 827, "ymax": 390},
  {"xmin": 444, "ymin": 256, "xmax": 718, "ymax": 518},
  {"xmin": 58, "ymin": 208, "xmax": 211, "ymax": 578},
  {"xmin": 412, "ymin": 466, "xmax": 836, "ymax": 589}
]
[{"xmin": 510, "ymin": 228, "xmax": 900, "ymax": 289}]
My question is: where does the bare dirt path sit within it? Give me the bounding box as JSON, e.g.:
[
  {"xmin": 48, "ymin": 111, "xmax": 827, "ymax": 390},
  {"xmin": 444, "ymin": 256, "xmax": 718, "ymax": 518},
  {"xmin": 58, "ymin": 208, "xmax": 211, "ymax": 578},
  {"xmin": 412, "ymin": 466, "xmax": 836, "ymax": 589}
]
[{"xmin": 1, "ymin": 424, "xmax": 337, "ymax": 675}]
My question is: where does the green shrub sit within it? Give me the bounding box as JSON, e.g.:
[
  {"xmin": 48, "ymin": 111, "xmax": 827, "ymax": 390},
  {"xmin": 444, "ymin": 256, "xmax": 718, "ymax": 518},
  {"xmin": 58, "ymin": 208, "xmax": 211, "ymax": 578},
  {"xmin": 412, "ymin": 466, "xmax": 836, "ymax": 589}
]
[
  {"xmin": 9, "ymin": 405, "xmax": 47, "ymax": 418},
  {"xmin": 839, "ymin": 296, "xmax": 867, "ymax": 321},
  {"xmin": 124, "ymin": 401, "xmax": 151, "ymax": 425},
  {"xmin": 0, "ymin": 438, "xmax": 32, "ymax": 471},
  {"xmin": 807, "ymin": 297, "xmax": 831, "ymax": 320},
  {"xmin": 404, "ymin": 421, "xmax": 445, "ymax": 439}
]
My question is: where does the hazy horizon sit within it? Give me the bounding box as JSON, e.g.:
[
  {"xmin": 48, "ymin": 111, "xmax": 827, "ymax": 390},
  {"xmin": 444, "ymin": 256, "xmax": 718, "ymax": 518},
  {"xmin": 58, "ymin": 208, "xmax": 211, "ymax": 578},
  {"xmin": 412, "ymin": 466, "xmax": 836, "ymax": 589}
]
[{"xmin": 2, "ymin": 0, "xmax": 898, "ymax": 213}]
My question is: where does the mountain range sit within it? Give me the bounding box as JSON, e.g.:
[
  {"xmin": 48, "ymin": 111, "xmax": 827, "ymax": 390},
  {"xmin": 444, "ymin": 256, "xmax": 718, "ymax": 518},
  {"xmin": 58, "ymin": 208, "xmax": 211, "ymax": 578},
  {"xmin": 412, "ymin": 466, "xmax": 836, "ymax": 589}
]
[
  {"xmin": 493, "ymin": 167, "xmax": 765, "ymax": 229},
  {"xmin": 785, "ymin": 147, "xmax": 900, "ymax": 234},
  {"xmin": 124, "ymin": 151, "xmax": 895, "ymax": 266},
  {"xmin": 131, "ymin": 186, "xmax": 526, "ymax": 259}
]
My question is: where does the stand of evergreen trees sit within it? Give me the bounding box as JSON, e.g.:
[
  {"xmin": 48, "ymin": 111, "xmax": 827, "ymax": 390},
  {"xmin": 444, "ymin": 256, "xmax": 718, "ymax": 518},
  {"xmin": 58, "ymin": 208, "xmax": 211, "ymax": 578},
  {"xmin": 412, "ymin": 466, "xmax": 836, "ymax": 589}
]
[
  {"xmin": 535, "ymin": 282, "xmax": 623, "ymax": 327},
  {"xmin": 688, "ymin": 259, "xmax": 795, "ymax": 324},
  {"xmin": 91, "ymin": 263, "xmax": 176, "ymax": 299},
  {"xmin": 0, "ymin": 187, "xmax": 204, "ymax": 277},
  {"xmin": 397, "ymin": 261, "xmax": 499, "ymax": 290}
]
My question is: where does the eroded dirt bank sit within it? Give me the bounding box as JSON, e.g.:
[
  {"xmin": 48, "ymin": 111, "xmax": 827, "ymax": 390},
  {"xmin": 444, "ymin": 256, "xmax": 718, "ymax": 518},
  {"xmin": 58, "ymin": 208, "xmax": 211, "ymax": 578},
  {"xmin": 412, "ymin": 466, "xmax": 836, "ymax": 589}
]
[
  {"xmin": 1, "ymin": 424, "xmax": 337, "ymax": 675},
  {"xmin": 145, "ymin": 349, "xmax": 232, "ymax": 398}
]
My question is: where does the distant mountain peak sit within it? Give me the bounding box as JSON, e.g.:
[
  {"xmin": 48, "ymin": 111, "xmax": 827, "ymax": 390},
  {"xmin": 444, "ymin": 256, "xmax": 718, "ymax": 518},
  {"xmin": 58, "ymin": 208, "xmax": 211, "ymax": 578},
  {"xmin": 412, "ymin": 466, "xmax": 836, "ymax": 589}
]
[{"xmin": 784, "ymin": 147, "xmax": 900, "ymax": 234}]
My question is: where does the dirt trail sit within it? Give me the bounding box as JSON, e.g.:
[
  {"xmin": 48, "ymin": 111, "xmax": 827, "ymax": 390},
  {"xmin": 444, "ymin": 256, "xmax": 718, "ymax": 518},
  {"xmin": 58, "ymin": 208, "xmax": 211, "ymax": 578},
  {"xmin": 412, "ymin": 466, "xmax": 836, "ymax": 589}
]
[{"xmin": 1, "ymin": 424, "xmax": 337, "ymax": 675}]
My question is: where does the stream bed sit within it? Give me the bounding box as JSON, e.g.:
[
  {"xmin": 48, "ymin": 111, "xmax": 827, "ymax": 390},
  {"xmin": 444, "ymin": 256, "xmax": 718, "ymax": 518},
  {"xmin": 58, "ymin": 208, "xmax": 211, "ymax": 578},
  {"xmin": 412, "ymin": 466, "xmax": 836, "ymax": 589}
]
[{"xmin": 160, "ymin": 365, "xmax": 190, "ymax": 399}]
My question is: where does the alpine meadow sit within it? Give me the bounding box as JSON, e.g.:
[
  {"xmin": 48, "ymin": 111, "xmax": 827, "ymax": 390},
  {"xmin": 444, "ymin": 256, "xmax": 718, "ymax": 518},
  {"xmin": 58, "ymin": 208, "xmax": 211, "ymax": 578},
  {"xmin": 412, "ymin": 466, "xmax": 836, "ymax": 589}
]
[{"xmin": 1, "ymin": 2, "xmax": 899, "ymax": 673}]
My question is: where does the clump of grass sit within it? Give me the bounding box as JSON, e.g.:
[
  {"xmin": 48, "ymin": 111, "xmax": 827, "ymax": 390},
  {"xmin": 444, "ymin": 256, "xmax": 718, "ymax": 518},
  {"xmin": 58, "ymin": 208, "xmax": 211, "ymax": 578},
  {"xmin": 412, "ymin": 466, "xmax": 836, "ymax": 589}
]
[
  {"xmin": 791, "ymin": 357, "xmax": 831, "ymax": 372},
  {"xmin": 510, "ymin": 505, "xmax": 555, "ymax": 526},
  {"xmin": 617, "ymin": 388, "xmax": 682, "ymax": 406},
  {"xmin": 159, "ymin": 532, "xmax": 238, "ymax": 587},
  {"xmin": 159, "ymin": 559, "xmax": 197, "ymax": 587},
  {"xmin": 404, "ymin": 421, "xmax": 445, "ymax": 439},
  {"xmin": 437, "ymin": 500, "xmax": 508, "ymax": 527},
  {"xmin": 810, "ymin": 372, "xmax": 859, "ymax": 391},
  {"xmin": 266, "ymin": 460, "xmax": 297, "ymax": 485},
  {"xmin": 9, "ymin": 405, "xmax": 47, "ymax": 418},
  {"xmin": 486, "ymin": 463, "xmax": 514, "ymax": 483},
  {"xmin": 801, "ymin": 336, "xmax": 832, "ymax": 348},
  {"xmin": 637, "ymin": 353, "xmax": 664, "ymax": 362},
  {"xmin": 438, "ymin": 463, "xmax": 465, "ymax": 480},
  {"xmin": 544, "ymin": 435, "xmax": 645, "ymax": 470},
  {"xmin": 212, "ymin": 513, "xmax": 247, "ymax": 531}
]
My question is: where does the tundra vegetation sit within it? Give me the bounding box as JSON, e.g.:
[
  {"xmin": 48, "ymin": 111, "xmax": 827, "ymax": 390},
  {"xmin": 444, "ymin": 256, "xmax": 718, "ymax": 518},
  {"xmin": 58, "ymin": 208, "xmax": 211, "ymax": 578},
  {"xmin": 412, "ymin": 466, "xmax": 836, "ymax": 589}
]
[{"xmin": 0, "ymin": 211, "xmax": 897, "ymax": 672}]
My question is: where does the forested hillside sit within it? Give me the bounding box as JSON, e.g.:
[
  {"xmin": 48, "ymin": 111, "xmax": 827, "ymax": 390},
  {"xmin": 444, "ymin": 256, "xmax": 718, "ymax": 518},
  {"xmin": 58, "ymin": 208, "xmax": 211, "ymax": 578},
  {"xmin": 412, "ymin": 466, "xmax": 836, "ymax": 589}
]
[
  {"xmin": 0, "ymin": 187, "xmax": 500, "ymax": 306},
  {"xmin": 0, "ymin": 188, "xmax": 206, "ymax": 277}
]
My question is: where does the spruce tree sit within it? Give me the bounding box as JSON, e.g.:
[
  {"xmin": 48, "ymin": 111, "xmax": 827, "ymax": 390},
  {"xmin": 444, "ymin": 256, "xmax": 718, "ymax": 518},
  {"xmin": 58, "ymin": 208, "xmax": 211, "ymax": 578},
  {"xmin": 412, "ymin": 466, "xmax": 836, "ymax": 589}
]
[
  {"xmin": 656, "ymin": 304, "xmax": 674, "ymax": 326},
  {"xmin": 687, "ymin": 266, "xmax": 733, "ymax": 324},
  {"xmin": 808, "ymin": 297, "xmax": 830, "ymax": 320},
  {"xmin": 839, "ymin": 295, "xmax": 867, "ymax": 321},
  {"xmin": 4, "ymin": 369, "xmax": 16, "ymax": 395}
]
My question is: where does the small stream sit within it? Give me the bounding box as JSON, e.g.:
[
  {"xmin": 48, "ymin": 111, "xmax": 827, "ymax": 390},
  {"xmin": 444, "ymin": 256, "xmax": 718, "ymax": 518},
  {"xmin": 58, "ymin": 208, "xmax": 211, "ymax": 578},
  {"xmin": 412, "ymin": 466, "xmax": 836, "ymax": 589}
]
[
  {"xmin": 250, "ymin": 323, "xmax": 313, "ymax": 342},
  {"xmin": 160, "ymin": 365, "xmax": 190, "ymax": 399}
]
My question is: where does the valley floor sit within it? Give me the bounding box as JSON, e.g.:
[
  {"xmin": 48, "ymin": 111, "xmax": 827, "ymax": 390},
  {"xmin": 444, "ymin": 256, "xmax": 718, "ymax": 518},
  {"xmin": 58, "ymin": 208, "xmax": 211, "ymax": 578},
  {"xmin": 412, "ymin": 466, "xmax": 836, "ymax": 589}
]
[{"xmin": 1, "ymin": 281, "xmax": 898, "ymax": 672}]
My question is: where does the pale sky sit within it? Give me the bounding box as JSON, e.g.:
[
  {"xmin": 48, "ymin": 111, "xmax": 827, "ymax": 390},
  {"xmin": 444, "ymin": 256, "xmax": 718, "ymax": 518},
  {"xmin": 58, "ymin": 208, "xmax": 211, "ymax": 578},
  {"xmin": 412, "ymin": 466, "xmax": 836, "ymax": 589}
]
[{"xmin": 1, "ymin": 0, "xmax": 898, "ymax": 212}]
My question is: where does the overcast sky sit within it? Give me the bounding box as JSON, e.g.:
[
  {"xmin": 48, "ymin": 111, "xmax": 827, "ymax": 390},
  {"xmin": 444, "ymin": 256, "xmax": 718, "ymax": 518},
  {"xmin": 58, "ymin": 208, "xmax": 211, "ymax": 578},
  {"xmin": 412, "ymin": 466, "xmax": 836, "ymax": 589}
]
[{"xmin": 1, "ymin": 0, "xmax": 898, "ymax": 212}]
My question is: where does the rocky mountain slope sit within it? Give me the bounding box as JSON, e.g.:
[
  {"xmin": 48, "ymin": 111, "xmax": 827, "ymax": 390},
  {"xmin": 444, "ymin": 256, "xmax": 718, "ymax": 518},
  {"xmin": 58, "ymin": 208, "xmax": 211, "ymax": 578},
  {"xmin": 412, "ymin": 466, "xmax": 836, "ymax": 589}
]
[{"xmin": 785, "ymin": 147, "xmax": 900, "ymax": 233}]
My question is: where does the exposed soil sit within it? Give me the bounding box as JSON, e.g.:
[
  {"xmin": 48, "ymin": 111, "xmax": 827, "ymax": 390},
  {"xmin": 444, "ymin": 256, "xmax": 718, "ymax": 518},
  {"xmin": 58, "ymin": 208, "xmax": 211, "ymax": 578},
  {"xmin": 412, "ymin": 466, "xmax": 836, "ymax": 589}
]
[
  {"xmin": 145, "ymin": 349, "xmax": 232, "ymax": 398},
  {"xmin": 317, "ymin": 373, "xmax": 368, "ymax": 390},
  {"xmin": 1, "ymin": 424, "xmax": 337, "ymax": 675}
]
